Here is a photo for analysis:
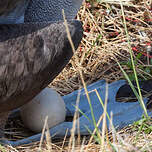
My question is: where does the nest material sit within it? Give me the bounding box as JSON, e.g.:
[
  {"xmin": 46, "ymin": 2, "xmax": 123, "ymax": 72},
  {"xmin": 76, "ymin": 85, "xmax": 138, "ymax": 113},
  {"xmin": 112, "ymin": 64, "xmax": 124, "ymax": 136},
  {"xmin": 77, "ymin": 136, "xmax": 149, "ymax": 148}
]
[{"xmin": 51, "ymin": 0, "xmax": 152, "ymax": 95}]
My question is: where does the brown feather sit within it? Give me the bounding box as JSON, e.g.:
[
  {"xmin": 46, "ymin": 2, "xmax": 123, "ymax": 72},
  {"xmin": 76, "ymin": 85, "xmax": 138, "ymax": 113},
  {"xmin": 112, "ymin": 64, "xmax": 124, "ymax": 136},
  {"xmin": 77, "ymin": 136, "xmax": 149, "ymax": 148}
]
[{"xmin": 0, "ymin": 20, "xmax": 83, "ymax": 113}]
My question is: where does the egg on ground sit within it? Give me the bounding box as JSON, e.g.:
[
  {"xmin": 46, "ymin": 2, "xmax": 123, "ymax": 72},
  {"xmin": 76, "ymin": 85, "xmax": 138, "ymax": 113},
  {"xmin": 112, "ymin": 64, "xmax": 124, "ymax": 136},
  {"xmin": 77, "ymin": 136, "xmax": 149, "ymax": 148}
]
[{"xmin": 20, "ymin": 88, "xmax": 66, "ymax": 133}]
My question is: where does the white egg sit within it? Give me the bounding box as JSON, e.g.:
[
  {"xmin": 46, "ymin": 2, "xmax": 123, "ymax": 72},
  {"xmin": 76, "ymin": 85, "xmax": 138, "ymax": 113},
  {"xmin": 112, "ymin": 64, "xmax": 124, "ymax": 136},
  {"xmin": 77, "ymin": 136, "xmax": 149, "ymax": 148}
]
[{"xmin": 20, "ymin": 88, "xmax": 66, "ymax": 133}]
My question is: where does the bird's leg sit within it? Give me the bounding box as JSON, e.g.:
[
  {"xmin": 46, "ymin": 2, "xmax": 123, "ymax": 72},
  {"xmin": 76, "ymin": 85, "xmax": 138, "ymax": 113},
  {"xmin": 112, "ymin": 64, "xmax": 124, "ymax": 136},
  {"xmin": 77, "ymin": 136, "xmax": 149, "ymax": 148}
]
[{"xmin": 0, "ymin": 112, "xmax": 9, "ymax": 138}]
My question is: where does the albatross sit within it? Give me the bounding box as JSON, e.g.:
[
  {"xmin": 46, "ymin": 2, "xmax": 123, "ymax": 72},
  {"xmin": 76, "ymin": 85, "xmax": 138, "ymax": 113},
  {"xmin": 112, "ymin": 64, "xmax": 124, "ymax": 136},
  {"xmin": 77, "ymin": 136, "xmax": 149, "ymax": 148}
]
[{"xmin": 0, "ymin": 0, "xmax": 83, "ymax": 140}]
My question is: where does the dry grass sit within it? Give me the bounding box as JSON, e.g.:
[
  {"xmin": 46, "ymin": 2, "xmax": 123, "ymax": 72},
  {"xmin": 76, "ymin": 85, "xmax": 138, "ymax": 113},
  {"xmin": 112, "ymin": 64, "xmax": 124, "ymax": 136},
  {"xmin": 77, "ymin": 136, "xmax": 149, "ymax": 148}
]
[
  {"xmin": 51, "ymin": 0, "xmax": 152, "ymax": 95},
  {"xmin": 2, "ymin": 0, "xmax": 152, "ymax": 151}
]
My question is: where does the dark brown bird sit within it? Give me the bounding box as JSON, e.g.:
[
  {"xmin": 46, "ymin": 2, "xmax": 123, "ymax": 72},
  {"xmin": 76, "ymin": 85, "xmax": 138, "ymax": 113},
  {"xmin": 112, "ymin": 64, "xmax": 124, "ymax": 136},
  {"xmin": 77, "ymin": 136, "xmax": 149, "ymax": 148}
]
[{"xmin": 0, "ymin": 0, "xmax": 83, "ymax": 139}]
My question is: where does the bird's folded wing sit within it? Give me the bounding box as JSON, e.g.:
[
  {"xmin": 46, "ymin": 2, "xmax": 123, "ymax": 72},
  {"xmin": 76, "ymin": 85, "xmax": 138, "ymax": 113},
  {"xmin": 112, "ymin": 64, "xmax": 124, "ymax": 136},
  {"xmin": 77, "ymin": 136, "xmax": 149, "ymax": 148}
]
[{"xmin": 0, "ymin": 20, "xmax": 83, "ymax": 112}]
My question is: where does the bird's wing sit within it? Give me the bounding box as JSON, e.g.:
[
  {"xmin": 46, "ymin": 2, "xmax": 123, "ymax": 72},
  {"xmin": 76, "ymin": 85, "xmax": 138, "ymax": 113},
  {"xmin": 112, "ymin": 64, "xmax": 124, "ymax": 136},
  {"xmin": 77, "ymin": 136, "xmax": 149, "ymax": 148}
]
[{"xmin": 0, "ymin": 20, "xmax": 83, "ymax": 112}]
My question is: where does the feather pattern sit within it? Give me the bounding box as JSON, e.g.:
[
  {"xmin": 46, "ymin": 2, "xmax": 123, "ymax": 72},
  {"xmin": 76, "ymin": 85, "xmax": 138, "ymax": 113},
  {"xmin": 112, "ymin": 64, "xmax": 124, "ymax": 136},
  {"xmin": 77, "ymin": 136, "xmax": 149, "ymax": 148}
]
[{"xmin": 0, "ymin": 20, "xmax": 83, "ymax": 112}]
